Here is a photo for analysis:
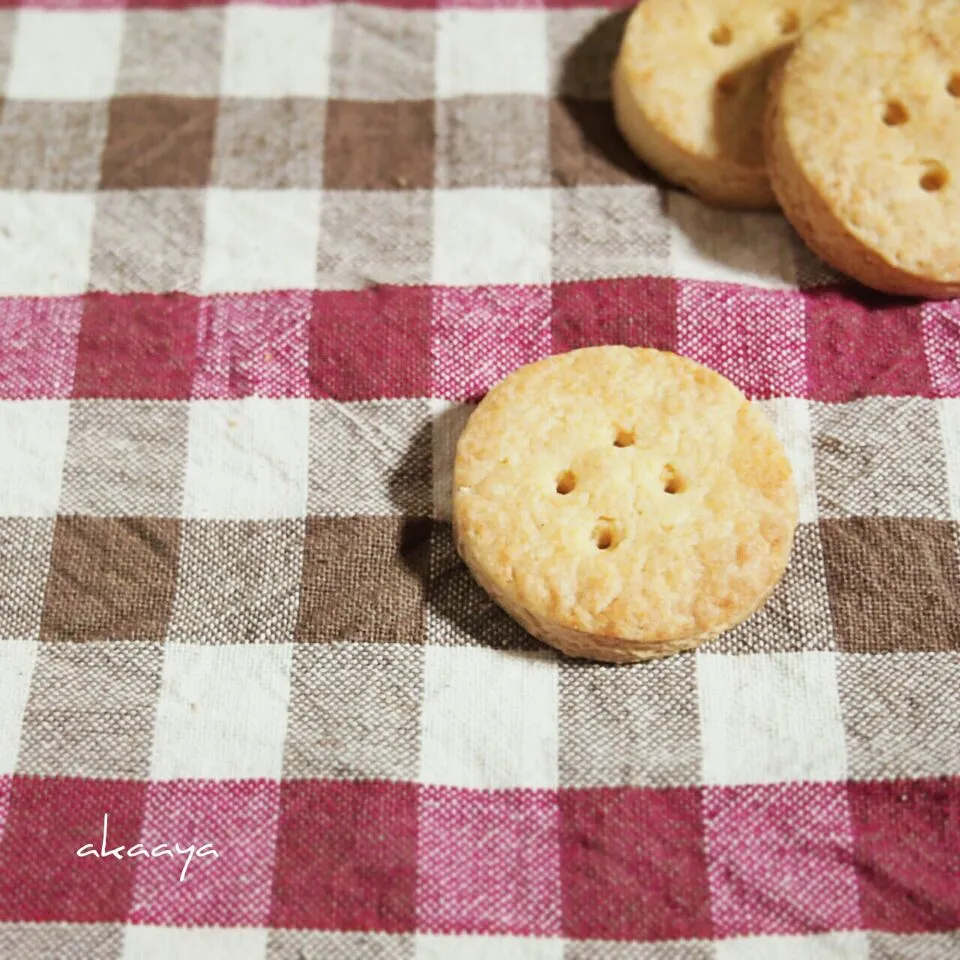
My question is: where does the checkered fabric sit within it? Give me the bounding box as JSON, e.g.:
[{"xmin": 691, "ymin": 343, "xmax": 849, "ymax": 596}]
[{"xmin": 0, "ymin": 1, "xmax": 958, "ymax": 958}]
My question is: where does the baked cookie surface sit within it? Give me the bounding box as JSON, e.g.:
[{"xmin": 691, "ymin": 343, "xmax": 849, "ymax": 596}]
[
  {"xmin": 767, "ymin": 0, "xmax": 960, "ymax": 297},
  {"xmin": 452, "ymin": 347, "xmax": 798, "ymax": 663},
  {"xmin": 612, "ymin": 0, "xmax": 835, "ymax": 208}
]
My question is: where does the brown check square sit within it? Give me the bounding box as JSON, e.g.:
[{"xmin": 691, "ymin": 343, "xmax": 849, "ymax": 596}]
[
  {"xmin": 427, "ymin": 522, "xmax": 541, "ymax": 652},
  {"xmin": 436, "ymin": 95, "xmax": 550, "ymax": 188},
  {"xmin": 282, "ymin": 642, "xmax": 424, "ymax": 780},
  {"xmin": 323, "ymin": 100, "xmax": 435, "ymax": 191},
  {"xmin": 0, "ymin": 518, "xmax": 54, "ymax": 640},
  {"xmin": 552, "ymin": 183, "xmax": 669, "ymax": 282},
  {"xmin": 116, "ymin": 9, "xmax": 225, "ymax": 97},
  {"xmin": 266, "ymin": 931, "xmax": 415, "ymax": 960},
  {"xmin": 40, "ymin": 516, "xmax": 181, "ymax": 643},
  {"xmin": 867, "ymin": 933, "xmax": 960, "ymax": 960},
  {"xmin": 100, "ymin": 96, "xmax": 218, "ymax": 190},
  {"xmin": 60, "ymin": 400, "xmax": 189, "ymax": 517},
  {"xmin": 550, "ymin": 99, "xmax": 655, "ymax": 188},
  {"xmin": 820, "ymin": 518, "xmax": 960, "ymax": 653},
  {"xmin": 559, "ymin": 654, "xmax": 701, "ymax": 788},
  {"xmin": 812, "ymin": 398, "xmax": 950, "ymax": 519},
  {"xmin": 212, "ymin": 98, "xmax": 326, "ymax": 189},
  {"xmin": 0, "ymin": 101, "xmax": 108, "ymax": 191},
  {"xmin": 89, "ymin": 190, "xmax": 206, "ymax": 293},
  {"xmin": 838, "ymin": 652, "xmax": 960, "ymax": 781},
  {"xmin": 0, "ymin": 924, "xmax": 123, "ymax": 960},
  {"xmin": 707, "ymin": 524, "xmax": 837, "ymax": 654},
  {"xmin": 17, "ymin": 641, "xmax": 163, "ymax": 779},
  {"xmin": 548, "ymin": 8, "xmax": 628, "ymax": 101},
  {"xmin": 330, "ymin": 5, "xmax": 435, "ymax": 101},
  {"xmin": 308, "ymin": 398, "xmax": 432, "ymax": 517},
  {"xmin": 168, "ymin": 519, "xmax": 305, "ymax": 644},
  {"xmin": 295, "ymin": 516, "xmax": 429, "ymax": 645},
  {"xmin": 316, "ymin": 190, "xmax": 433, "ymax": 289}
]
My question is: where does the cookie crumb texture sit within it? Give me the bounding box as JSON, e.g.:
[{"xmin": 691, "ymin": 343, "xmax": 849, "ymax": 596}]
[
  {"xmin": 452, "ymin": 347, "xmax": 798, "ymax": 663},
  {"xmin": 613, "ymin": 0, "xmax": 835, "ymax": 208},
  {"xmin": 767, "ymin": 0, "xmax": 960, "ymax": 297}
]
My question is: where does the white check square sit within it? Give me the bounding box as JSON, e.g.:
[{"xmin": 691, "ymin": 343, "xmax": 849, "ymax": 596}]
[
  {"xmin": 150, "ymin": 643, "xmax": 293, "ymax": 781},
  {"xmin": 182, "ymin": 398, "xmax": 310, "ymax": 520},
  {"xmin": 6, "ymin": 12, "xmax": 122, "ymax": 100},
  {"xmin": 419, "ymin": 646, "xmax": 558, "ymax": 789},
  {"xmin": 123, "ymin": 925, "xmax": 268, "ymax": 960},
  {"xmin": 221, "ymin": 5, "xmax": 333, "ymax": 98},
  {"xmin": 416, "ymin": 935, "xmax": 563, "ymax": 960},
  {"xmin": 757, "ymin": 397, "xmax": 817, "ymax": 523},
  {"xmin": 309, "ymin": 399, "xmax": 431, "ymax": 517},
  {"xmin": 716, "ymin": 933, "xmax": 869, "ymax": 960},
  {"xmin": 937, "ymin": 398, "xmax": 960, "ymax": 522},
  {"xmin": 0, "ymin": 400, "xmax": 70, "ymax": 517},
  {"xmin": 437, "ymin": 11, "xmax": 548, "ymax": 97},
  {"xmin": 202, "ymin": 189, "xmax": 321, "ymax": 294},
  {"xmin": 433, "ymin": 188, "xmax": 551, "ymax": 286},
  {"xmin": 0, "ymin": 193, "xmax": 95, "ymax": 296},
  {"xmin": 668, "ymin": 193, "xmax": 797, "ymax": 289},
  {"xmin": 698, "ymin": 652, "xmax": 848, "ymax": 785},
  {"xmin": 429, "ymin": 399, "xmax": 473, "ymax": 521},
  {"xmin": 0, "ymin": 639, "xmax": 37, "ymax": 775}
]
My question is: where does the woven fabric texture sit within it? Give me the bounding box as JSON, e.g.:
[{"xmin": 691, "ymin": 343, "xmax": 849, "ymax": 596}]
[{"xmin": 0, "ymin": 1, "xmax": 958, "ymax": 958}]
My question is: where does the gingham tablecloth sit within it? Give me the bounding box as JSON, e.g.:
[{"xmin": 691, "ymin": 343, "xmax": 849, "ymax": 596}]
[{"xmin": 0, "ymin": 0, "xmax": 958, "ymax": 957}]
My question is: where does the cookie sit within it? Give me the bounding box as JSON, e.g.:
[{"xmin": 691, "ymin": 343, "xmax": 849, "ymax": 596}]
[
  {"xmin": 766, "ymin": 0, "xmax": 960, "ymax": 298},
  {"xmin": 612, "ymin": 0, "xmax": 836, "ymax": 208},
  {"xmin": 452, "ymin": 347, "xmax": 798, "ymax": 663}
]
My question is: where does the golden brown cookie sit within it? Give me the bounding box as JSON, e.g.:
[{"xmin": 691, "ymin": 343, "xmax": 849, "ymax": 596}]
[
  {"xmin": 612, "ymin": 0, "xmax": 836, "ymax": 208},
  {"xmin": 766, "ymin": 0, "xmax": 960, "ymax": 298},
  {"xmin": 452, "ymin": 347, "xmax": 798, "ymax": 663}
]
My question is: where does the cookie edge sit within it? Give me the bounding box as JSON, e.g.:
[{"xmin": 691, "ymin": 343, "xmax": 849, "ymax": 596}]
[
  {"xmin": 765, "ymin": 35, "xmax": 960, "ymax": 299},
  {"xmin": 611, "ymin": 7, "xmax": 778, "ymax": 210},
  {"xmin": 450, "ymin": 347, "xmax": 800, "ymax": 664}
]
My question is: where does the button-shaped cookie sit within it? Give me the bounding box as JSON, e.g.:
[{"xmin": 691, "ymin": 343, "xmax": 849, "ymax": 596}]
[
  {"xmin": 767, "ymin": 0, "xmax": 960, "ymax": 297},
  {"xmin": 452, "ymin": 347, "xmax": 798, "ymax": 663},
  {"xmin": 612, "ymin": 0, "xmax": 836, "ymax": 208}
]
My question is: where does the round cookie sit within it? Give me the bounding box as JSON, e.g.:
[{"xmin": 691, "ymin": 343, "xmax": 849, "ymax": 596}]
[
  {"xmin": 766, "ymin": 0, "xmax": 960, "ymax": 298},
  {"xmin": 612, "ymin": 0, "xmax": 836, "ymax": 208},
  {"xmin": 452, "ymin": 347, "xmax": 798, "ymax": 663}
]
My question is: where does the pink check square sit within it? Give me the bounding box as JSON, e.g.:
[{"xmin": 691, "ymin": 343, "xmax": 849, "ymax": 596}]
[
  {"xmin": 193, "ymin": 291, "xmax": 312, "ymax": 400},
  {"xmin": 923, "ymin": 301, "xmax": 960, "ymax": 398},
  {"xmin": 559, "ymin": 785, "xmax": 712, "ymax": 941},
  {"xmin": 705, "ymin": 782, "xmax": 861, "ymax": 937},
  {"xmin": 849, "ymin": 777, "xmax": 960, "ymax": 934},
  {"xmin": 0, "ymin": 776, "xmax": 146, "ymax": 924},
  {"xmin": 270, "ymin": 779, "xmax": 418, "ymax": 932},
  {"xmin": 129, "ymin": 779, "xmax": 281, "ymax": 927},
  {"xmin": 431, "ymin": 284, "xmax": 551, "ymax": 402},
  {"xmin": 72, "ymin": 292, "xmax": 200, "ymax": 401},
  {"xmin": 417, "ymin": 786, "xmax": 562, "ymax": 936},
  {"xmin": 804, "ymin": 289, "xmax": 931, "ymax": 401},
  {"xmin": 677, "ymin": 282, "xmax": 807, "ymax": 400},
  {"xmin": 0, "ymin": 297, "xmax": 83, "ymax": 400},
  {"xmin": 0, "ymin": 775, "xmax": 10, "ymax": 842}
]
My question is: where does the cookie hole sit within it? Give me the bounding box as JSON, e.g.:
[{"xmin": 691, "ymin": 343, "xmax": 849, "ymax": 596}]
[
  {"xmin": 882, "ymin": 100, "xmax": 909, "ymax": 126},
  {"xmin": 709, "ymin": 24, "xmax": 732, "ymax": 45},
  {"xmin": 593, "ymin": 523, "xmax": 614, "ymax": 550},
  {"xmin": 613, "ymin": 429, "xmax": 635, "ymax": 448},
  {"xmin": 662, "ymin": 464, "xmax": 685, "ymax": 494},
  {"xmin": 776, "ymin": 10, "xmax": 799, "ymax": 34},
  {"xmin": 947, "ymin": 73, "xmax": 960, "ymax": 97},
  {"xmin": 556, "ymin": 470, "xmax": 576, "ymax": 495},
  {"xmin": 716, "ymin": 73, "xmax": 738, "ymax": 96},
  {"xmin": 919, "ymin": 162, "xmax": 949, "ymax": 192}
]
